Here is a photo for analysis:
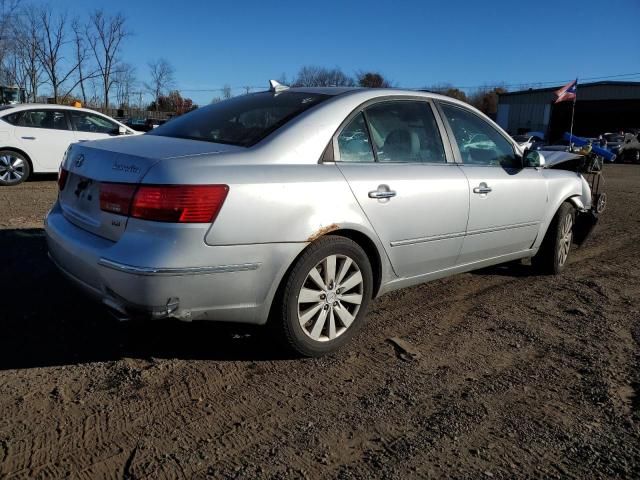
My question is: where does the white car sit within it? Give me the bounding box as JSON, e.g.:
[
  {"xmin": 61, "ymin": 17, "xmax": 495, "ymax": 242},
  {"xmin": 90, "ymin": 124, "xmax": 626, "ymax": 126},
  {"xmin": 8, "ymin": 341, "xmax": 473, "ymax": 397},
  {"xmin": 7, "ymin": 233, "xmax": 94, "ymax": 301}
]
[{"xmin": 0, "ymin": 104, "xmax": 138, "ymax": 185}]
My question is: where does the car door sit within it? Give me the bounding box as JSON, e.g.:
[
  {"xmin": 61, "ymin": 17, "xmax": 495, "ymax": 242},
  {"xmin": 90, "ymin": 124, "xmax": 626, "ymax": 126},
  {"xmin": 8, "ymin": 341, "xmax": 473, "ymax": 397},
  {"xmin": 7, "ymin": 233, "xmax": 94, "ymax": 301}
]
[
  {"xmin": 69, "ymin": 110, "xmax": 122, "ymax": 142},
  {"xmin": 14, "ymin": 109, "xmax": 76, "ymax": 172},
  {"xmin": 335, "ymin": 99, "xmax": 469, "ymax": 279},
  {"xmin": 437, "ymin": 101, "xmax": 547, "ymax": 264}
]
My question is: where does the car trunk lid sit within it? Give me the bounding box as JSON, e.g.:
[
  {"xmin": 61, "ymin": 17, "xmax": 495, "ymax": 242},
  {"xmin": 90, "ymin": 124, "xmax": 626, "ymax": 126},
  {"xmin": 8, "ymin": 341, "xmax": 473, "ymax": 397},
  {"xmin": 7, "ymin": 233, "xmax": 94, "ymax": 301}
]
[{"xmin": 58, "ymin": 135, "xmax": 240, "ymax": 242}]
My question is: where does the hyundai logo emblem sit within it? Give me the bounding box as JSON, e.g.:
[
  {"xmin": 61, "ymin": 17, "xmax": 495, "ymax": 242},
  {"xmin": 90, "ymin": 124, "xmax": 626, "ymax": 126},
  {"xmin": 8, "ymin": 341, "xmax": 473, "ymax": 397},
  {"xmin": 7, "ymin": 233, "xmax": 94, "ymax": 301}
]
[{"xmin": 75, "ymin": 154, "xmax": 84, "ymax": 167}]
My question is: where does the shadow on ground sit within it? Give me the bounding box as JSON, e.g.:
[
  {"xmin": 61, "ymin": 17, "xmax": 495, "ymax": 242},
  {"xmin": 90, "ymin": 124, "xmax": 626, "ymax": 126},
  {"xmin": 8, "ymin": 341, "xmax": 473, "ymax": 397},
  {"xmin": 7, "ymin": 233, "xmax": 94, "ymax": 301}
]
[
  {"xmin": 0, "ymin": 228, "xmax": 292, "ymax": 371},
  {"xmin": 28, "ymin": 173, "xmax": 58, "ymax": 183}
]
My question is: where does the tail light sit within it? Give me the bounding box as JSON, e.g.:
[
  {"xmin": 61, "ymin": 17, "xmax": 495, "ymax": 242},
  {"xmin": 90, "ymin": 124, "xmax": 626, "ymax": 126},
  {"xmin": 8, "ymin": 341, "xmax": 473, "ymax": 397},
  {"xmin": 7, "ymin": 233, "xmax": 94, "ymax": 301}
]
[
  {"xmin": 132, "ymin": 185, "xmax": 229, "ymax": 223},
  {"xmin": 58, "ymin": 167, "xmax": 69, "ymax": 191},
  {"xmin": 100, "ymin": 183, "xmax": 137, "ymax": 215},
  {"xmin": 99, "ymin": 183, "xmax": 229, "ymax": 223}
]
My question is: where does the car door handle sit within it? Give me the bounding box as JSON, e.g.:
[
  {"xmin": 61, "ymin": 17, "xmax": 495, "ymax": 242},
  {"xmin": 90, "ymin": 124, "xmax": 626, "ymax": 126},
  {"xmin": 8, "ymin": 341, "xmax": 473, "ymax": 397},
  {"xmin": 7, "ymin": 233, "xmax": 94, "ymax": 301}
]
[
  {"xmin": 473, "ymin": 183, "xmax": 492, "ymax": 194},
  {"xmin": 368, "ymin": 188, "xmax": 396, "ymax": 199},
  {"xmin": 21, "ymin": 136, "xmax": 36, "ymax": 140}
]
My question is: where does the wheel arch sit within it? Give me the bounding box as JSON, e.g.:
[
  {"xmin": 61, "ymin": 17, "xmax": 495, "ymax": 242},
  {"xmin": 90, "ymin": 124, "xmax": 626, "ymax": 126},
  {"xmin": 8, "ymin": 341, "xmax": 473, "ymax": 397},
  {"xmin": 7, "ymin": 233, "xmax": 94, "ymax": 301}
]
[
  {"xmin": 532, "ymin": 195, "xmax": 579, "ymax": 250},
  {"xmin": 566, "ymin": 194, "xmax": 585, "ymax": 211},
  {"xmin": 326, "ymin": 228, "xmax": 383, "ymax": 298},
  {"xmin": 266, "ymin": 227, "xmax": 385, "ymax": 328},
  {"xmin": 0, "ymin": 146, "xmax": 34, "ymax": 174}
]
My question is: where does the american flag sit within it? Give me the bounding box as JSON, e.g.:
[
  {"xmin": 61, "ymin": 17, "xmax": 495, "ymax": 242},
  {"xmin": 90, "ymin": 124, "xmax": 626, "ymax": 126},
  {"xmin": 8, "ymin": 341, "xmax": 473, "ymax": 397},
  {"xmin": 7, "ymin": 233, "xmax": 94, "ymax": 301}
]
[{"xmin": 554, "ymin": 79, "xmax": 578, "ymax": 103}]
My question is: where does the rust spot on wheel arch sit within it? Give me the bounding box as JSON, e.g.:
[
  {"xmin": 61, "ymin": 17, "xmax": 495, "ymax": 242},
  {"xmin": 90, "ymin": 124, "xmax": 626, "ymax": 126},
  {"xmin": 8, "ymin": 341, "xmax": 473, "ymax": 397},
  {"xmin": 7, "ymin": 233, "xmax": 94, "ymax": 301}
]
[{"xmin": 307, "ymin": 223, "xmax": 340, "ymax": 242}]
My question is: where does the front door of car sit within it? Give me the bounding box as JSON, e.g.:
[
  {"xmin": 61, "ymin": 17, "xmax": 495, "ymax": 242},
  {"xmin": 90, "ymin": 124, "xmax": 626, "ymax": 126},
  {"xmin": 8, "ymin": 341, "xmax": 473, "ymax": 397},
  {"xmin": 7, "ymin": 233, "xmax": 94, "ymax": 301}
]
[
  {"xmin": 437, "ymin": 102, "xmax": 547, "ymax": 265},
  {"xmin": 335, "ymin": 100, "xmax": 469, "ymax": 278},
  {"xmin": 14, "ymin": 109, "xmax": 76, "ymax": 172}
]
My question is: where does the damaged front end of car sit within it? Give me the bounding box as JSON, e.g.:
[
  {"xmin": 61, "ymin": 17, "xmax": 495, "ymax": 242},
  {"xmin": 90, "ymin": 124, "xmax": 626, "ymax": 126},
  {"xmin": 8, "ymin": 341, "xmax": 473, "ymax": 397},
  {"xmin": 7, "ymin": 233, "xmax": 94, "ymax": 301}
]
[{"xmin": 541, "ymin": 149, "xmax": 606, "ymax": 246}]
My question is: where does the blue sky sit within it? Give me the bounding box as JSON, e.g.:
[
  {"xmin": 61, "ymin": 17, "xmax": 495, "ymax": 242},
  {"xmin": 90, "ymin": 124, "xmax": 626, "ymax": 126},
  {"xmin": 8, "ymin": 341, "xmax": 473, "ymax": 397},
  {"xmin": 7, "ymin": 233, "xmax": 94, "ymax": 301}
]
[{"xmin": 38, "ymin": 0, "xmax": 640, "ymax": 105}]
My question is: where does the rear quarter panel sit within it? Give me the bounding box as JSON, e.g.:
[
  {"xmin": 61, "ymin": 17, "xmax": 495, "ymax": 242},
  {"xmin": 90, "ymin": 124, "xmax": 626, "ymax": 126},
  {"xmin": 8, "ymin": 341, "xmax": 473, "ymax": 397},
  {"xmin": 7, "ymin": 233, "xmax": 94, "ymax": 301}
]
[
  {"xmin": 141, "ymin": 157, "xmax": 396, "ymax": 280},
  {"xmin": 142, "ymin": 158, "xmax": 377, "ymax": 242}
]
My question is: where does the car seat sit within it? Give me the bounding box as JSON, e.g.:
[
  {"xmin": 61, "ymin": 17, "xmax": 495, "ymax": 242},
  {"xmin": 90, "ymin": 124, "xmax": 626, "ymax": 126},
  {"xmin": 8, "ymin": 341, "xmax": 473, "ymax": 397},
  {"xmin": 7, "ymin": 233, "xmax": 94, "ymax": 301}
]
[{"xmin": 383, "ymin": 129, "xmax": 420, "ymax": 161}]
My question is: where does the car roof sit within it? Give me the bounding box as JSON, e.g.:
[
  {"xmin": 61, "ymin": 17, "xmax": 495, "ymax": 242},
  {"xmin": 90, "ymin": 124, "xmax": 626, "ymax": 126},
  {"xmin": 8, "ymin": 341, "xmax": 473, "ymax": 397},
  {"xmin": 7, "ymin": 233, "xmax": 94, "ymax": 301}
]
[
  {"xmin": 274, "ymin": 87, "xmax": 476, "ymax": 113},
  {"xmin": 285, "ymin": 86, "xmax": 461, "ymax": 101},
  {"xmin": 0, "ymin": 103, "xmax": 110, "ymax": 115}
]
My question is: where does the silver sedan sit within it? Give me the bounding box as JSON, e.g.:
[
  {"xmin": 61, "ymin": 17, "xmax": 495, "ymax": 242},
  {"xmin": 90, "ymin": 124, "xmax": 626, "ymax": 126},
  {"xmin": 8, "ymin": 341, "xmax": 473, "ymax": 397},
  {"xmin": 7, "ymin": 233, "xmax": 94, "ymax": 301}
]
[{"xmin": 45, "ymin": 82, "xmax": 594, "ymax": 356}]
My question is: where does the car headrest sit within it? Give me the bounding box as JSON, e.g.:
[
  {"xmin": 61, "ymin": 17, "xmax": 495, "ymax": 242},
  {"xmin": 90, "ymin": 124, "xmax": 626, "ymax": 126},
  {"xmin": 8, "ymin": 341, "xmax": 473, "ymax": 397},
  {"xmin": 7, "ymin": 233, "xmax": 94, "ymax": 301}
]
[{"xmin": 384, "ymin": 129, "xmax": 420, "ymax": 157}]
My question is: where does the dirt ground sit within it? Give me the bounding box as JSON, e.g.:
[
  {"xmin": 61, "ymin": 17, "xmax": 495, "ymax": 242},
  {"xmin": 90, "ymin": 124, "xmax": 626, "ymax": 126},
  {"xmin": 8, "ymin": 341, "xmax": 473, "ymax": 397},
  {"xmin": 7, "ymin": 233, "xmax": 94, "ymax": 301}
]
[{"xmin": 0, "ymin": 166, "xmax": 639, "ymax": 479}]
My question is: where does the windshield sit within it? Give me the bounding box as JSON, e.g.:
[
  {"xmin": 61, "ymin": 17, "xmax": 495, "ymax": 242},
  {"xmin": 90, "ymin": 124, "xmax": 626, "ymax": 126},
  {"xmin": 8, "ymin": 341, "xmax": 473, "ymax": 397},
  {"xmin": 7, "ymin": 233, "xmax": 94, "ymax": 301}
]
[{"xmin": 149, "ymin": 91, "xmax": 331, "ymax": 147}]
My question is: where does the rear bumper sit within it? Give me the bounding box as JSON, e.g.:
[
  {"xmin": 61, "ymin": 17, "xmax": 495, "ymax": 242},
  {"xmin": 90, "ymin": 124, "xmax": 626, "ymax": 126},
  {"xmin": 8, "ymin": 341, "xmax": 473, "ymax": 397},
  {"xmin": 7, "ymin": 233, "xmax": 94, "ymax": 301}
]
[{"xmin": 45, "ymin": 201, "xmax": 306, "ymax": 324}]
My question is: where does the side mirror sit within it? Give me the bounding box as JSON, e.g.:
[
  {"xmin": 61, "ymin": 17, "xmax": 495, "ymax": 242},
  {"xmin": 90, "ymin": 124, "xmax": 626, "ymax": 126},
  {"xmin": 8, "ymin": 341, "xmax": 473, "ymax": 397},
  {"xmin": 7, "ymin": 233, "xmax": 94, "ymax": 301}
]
[
  {"xmin": 524, "ymin": 150, "xmax": 545, "ymax": 168},
  {"xmin": 118, "ymin": 125, "xmax": 127, "ymax": 135}
]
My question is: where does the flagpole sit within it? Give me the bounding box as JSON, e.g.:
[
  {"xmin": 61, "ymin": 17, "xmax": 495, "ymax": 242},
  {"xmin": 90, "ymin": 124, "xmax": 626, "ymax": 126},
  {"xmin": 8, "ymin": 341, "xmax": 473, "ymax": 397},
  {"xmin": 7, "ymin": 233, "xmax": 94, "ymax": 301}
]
[
  {"xmin": 569, "ymin": 78, "xmax": 577, "ymax": 149},
  {"xmin": 569, "ymin": 97, "xmax": 576, "ymax": 149}
]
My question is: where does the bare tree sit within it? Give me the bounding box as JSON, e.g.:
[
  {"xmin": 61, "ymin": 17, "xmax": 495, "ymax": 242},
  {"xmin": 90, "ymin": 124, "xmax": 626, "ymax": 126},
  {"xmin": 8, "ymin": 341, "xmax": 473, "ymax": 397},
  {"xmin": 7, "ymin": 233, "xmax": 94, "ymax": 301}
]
[
  {"xmin": 145, "ymin": 58, "xmax": 174, "ymax": 111},
  {"xmin": 0, "ymin": 0, "xmax": 20, "ymax": 82},
  {"xmin": 11, "ymin": 5, "xmax": 44, "ymax": 101},
  {"xmin": 87, "ymin": 9, "xmax": 129, "ymax": 108},
  {"xmin": 222, "ymin": 84, "xmax": 232, "ymax": 99},
  {"xmin": 34, "ymin": 6, "xmax": 84, "ymax": 103},
  {"xmin": 293, "ymin": 66, "xmax": 354, "ymax": 87},
  {"xmin": 71, "ymin": 18, "xmax": 91, "ymax": 104},
  {"xmin": 113, "ymin": 62, "xmax": 136, "ymax": 107}
]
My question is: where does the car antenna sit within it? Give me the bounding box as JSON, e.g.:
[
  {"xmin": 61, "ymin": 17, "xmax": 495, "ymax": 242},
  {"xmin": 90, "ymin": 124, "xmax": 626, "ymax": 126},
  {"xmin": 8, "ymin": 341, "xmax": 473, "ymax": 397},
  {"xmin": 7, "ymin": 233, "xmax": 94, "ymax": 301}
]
[{"xmin": 269, "ymin": 79, "xmax": 289, "ymax": 94}]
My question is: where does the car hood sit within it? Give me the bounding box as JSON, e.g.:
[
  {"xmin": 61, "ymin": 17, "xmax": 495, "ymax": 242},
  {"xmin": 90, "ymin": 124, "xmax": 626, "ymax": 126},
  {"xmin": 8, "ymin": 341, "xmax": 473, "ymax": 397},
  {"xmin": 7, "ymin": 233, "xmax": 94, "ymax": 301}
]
[
  {"xmin": 80, "ymin": 134, "xmax": 245, "ymax": 160},
  {"xmin": 539, "ymin": 150, "xmax": 583, "ymax": 167}
]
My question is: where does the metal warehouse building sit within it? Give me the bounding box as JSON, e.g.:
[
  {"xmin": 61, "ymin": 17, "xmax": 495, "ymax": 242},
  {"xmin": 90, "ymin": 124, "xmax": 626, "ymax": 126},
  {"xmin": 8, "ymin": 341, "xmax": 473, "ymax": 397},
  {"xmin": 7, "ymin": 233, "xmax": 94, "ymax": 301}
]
[{"xmin": 496, "ymin": 81, "xmax": 640, "ymax": 141}]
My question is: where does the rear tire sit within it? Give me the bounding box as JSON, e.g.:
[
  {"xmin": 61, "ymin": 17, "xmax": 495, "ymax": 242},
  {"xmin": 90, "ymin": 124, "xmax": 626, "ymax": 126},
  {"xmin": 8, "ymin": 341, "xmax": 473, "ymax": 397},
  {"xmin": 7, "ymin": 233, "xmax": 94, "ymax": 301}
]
[
  {"xmin": 274, "ymin": 236, "xmax": 373, "ymax": 357},
  {"xmin": 532, "ymin": 202, "xmax": 575, "ymax": 275},
  {"xmin": 0, "ymin": 150, "xmax": 30, "ymax": 186}
]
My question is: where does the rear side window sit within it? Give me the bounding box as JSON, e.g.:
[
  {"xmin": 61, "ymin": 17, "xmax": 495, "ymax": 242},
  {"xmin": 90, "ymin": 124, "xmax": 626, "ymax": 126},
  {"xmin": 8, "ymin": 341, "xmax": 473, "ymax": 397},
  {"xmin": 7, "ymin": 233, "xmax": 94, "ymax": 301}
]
[
  {"xmin": 440, "ymin": 103, "xmax": 518, "ymax": 168},
  {"xmin": 1, "ymin": 112, "xmax": 20, "ymax": 125},
  {"xmin": 337, "ymin": 113, "xmax": 375, "ymax": 162},
  {"xmin": 365, "ymin": 101, "xmax": 446, "ymax": 163},
  {"xmin": 17, "ymin": 109, "xmax": 69, "ymax": 130},
  {"xmin": 149, "ymin": 91, "xmax": 330, "ymax": 147}
]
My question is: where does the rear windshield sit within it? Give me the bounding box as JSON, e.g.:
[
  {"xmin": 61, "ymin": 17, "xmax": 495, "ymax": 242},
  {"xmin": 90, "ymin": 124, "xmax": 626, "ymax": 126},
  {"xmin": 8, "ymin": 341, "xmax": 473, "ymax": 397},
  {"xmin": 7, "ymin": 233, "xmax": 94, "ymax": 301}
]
[{"xmin": 149, "ymin": 91, "xmax": 331, "ymax": 147}]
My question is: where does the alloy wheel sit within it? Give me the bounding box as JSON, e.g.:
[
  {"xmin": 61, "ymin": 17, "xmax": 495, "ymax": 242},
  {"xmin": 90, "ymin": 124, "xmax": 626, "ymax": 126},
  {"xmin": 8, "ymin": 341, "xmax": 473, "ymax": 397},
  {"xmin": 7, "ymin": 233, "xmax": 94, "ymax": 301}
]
[
  {"xmin": 297, "ymin": 254, "xmax": 363, "ymax": 342},
  {"xmin": 596, "ymin": 193, "xmax": 607, "ymax": 213},
  {"xmin": 557, "ymin": 213, "xmax": 573, "ymax": 267},
  {"xmin": 0, "ymin": 153, "xmax": 26, "ymax": 184}
]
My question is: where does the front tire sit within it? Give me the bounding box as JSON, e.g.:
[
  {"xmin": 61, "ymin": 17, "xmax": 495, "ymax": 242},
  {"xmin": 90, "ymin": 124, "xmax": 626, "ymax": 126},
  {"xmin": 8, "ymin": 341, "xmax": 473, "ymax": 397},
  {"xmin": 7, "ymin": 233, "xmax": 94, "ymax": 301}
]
[
  {"xmin": 532, "ymin": 202, "xmax": 575, "ymax": 275},
  {"xmin": 0, "ymin": 150, "xmax": 30, "ymax": 186},
  {"xmin": 275, "ymin": 236, "xmax": 373, "ymax": 357}
]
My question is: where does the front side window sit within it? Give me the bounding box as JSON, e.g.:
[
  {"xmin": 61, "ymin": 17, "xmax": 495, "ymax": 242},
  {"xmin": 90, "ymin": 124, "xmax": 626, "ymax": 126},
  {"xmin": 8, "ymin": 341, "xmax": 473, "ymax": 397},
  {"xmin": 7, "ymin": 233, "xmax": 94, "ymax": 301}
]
[
  {"xmin": 18, "ymin": 110, "xmax": 69, "ymax": 130},
  {"xmin": 71, "ymin": 112, "xmax": 118, "ymax": 134},
  {"xmin": 440, "ymin": 103, "xmax": 519, "ymax": 168},
  {"xmin": 364, "ymin": 101, "xmax": 446, "ymax": 163},
  {"xmin": 337, "ymin": 113, "xmax": 375, "ymax": 162},
  {"xmin": 149, "ymin": 91, "xmax": 330, "ymax": 147}
]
